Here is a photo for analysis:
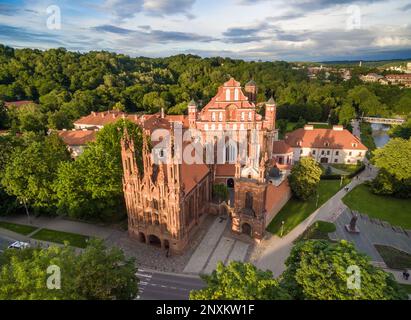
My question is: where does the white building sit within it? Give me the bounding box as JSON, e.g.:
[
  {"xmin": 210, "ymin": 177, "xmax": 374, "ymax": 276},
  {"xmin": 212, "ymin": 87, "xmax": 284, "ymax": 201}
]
[{"xmin": 272, "ymin": 125, "xmax": 367, "ymax": 165}]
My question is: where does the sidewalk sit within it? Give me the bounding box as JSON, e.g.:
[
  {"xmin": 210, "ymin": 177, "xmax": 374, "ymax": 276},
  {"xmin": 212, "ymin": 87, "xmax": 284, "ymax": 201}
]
[
  {"xmin": 0, "ymin": 215, "xmax": 117, "ymax": 239},
  {"xmin": 254, "ymin": 166, "xmax": 377, "ymax": 277}
]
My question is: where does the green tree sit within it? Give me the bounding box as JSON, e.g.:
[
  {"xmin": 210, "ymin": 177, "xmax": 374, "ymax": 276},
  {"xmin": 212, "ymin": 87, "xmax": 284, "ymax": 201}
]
[
  {"xmin": 54, "ymin": 119, "xmax": 143, "ymax": 220},
  {"xmin": 394, "ymin": 96, "xmax": 411, "ymax": 115},
  {"xmin": 212, "ymin": 184, "xmax": 229, "ymax": 203},
  {"xmin": 338, "ymin": 102, "xmax": 356, "ymax": 126},
  {"xmin": 190, "ymin": 262, "xmax": 291, "ymax": 300},
  {"xmin": 389, "ymin": 120, "xmax": 411, "ymax": 140},
  {"xmin": 281, "ymin": 240, "xmax": 407, "ymax": 300},
  {"xmin": 0, "ymin": 239, "xmax": 138, "ymax": 300},
  {"xmin": 1, "ymin": 133, "xmax": 70, "ymax": 214},
  {"xmin": 347, "ymin": 86, "xmax": 386, "ymax": 116},
  {"xmin": 371, "ymin": 138, "xmax": 411, "ymax": 198},
  {"xmin": 8, "ymin": 103, "xmax": 47, "ymax": 133},
  {"xmin": 0, "ymin": 100, "xmax": 8, "ymax": 129},
  {"xmin": 288, "ymin": 157, "xmax": 322, "ymax": 200},
  {"xmin": 373, "ymin": 138, "xmax": 411, "ymax": 181}
]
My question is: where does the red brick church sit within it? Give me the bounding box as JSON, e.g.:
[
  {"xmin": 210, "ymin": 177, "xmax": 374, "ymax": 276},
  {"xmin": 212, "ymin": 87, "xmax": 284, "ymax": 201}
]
[{"xmin": 121, "ymin": 78, "xmax": 291, "ymax": 254}]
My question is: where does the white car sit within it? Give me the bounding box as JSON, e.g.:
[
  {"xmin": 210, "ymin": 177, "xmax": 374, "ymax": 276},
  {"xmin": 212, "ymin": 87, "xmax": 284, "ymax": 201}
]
[{"xmin": 8, "ymin": 241, "xmax": 30, "ymax": 250}]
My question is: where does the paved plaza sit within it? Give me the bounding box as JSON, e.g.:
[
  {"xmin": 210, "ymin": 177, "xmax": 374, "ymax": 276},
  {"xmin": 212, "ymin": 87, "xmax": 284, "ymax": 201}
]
[
  {"xmin": 329, "ymin": 209, "xmax": 411, "ymax": 263},
  {"xmin": 184, "ymin": 216, "xmax": 250, "ymax": 274}
]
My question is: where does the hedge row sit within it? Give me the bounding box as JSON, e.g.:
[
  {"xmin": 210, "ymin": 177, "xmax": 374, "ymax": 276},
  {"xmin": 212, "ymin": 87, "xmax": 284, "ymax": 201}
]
[{"xmin": 320, "ymin": 164, "xmax": 366, "ymax": 180}]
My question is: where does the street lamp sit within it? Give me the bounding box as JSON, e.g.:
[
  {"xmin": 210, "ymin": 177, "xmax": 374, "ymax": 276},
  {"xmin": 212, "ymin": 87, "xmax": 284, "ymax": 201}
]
[
  {"xmin": 280, "ymin": 220, "xmax": 285, "ymax": 237},
  {"xmin": 20, "ymin": 198, "xmax": 31, "ymax": 224}
]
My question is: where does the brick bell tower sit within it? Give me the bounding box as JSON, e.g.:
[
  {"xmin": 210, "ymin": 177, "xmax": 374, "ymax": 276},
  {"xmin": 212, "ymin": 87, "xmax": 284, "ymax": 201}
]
[{"xmin": 231, "ymin": 151, "xmax": 269, "ymax": 241}]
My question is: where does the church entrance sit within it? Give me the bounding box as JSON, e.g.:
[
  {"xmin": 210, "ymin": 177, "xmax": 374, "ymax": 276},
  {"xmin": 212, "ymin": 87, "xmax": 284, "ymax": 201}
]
[
  {"xmin": 148, "ymin": 235, "xmax": 162, "ymax": 248},
  {"xmin": 138, "ymin": 232, "xmax": 146, "ymax": 243},
  {"xmin": 163, "ymin": 240, "xmax": 170, "ymax": 250},
  {"xmin": 241, "ymin": 223, "xmax": 252, "ymax": 237}
]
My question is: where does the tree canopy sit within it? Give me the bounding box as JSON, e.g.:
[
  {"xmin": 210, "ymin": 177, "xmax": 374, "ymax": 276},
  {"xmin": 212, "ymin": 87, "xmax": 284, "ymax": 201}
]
[
  {"xmin": 371, "ymin": 138, "xmax": 411, "ymax": 198},
  {"xmin": 1, "ymin": 132, "xmax": 70, "ymax": 213},
  {"xmin": 288, "ymin": 157, "xmax": 323, "ymax": 200},
  {"xmin": 0, "ymin": 239, "xmax": 138, "ymax": 300},
  {"xmin": 281, "ymin": 240, "xmax": 407, "ymax": 300},
  {"xmin": 190, "ymin": 261, "xmax": 291, "ymax": 300},
  {"xmin": 54, "ymin": 119, "xmax": 143, "ymax": 219}
]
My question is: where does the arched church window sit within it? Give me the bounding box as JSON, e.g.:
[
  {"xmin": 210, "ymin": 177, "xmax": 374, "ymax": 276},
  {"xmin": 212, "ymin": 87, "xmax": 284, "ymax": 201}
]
[
  {"xmin": 234, "ymin": 89, "xmax": 239, "ymax": 100},
  {"xmin": 226, "ymin": 89, "xmax": 230, "ymax": 101},
  {"xmin": 245, "ymin": 192, "xmax": 253, "ymax": 210}
]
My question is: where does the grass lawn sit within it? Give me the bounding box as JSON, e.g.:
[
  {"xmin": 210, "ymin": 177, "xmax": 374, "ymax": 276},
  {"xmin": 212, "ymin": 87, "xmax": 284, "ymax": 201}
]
[
  {"xmin": 0, "ymin": 221, "xmax": 38, "ymax": 236},
  {"xmin": 296, "ymin": 220, "xmax": 336, "ymax": 242},
  {"xmin": 375, "ymin": 245, "xmax": 411, "ymax": 270},
  {"xmin": 31, "ymin": 228, "xmax": 90, "ymax": 248},
  {"xmin": 343, "ymin": 184, "xmax": 411, "ymax": 229},
  {"xmin": 330, "ymin": 164, "xmax": 361, "ymax": 175},
  {"xmin": 267, "ymin": 179, "xmax": 349, "ymax": 236}
]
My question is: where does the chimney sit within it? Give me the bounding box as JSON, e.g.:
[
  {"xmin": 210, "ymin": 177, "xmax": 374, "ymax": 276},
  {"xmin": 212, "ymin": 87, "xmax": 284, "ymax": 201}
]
[
  {"xmin": 333, "ymin": 125, "xmax": 343, "ymax": 131},
  {"xmin": 92, "ymin": 111, "xmax": 96, "ymax": 117},
  {"xmin": 304, "ymin": 125, "xmax": 314, "ymax": 130},
  {"xmin": 161, "ymin": 107, "xmax": 165, "ymax": 119}
]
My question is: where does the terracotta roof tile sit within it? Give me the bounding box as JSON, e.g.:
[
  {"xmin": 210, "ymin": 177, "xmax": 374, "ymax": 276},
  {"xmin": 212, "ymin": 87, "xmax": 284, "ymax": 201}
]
[
  {"xmin": 4, "ymin": 100, "xmax": 34, "ymax": 108},
  {"xmin": 58, "ymin": 130, "xmax": 97, "ymax": 146},
  {"xmin": 215, "ymin": 164, "xmax": 235, "ymax": 176},
  {"xmin": 285, "ymin": 128, "xmax": 367, "ymax": 150},
  {"xmin": 272, "ymin": 140, "xmax": 293, "ymax": 154}
]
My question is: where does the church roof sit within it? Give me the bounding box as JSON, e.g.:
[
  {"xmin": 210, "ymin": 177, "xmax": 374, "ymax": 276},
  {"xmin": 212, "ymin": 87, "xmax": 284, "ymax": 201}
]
[
  {"xmin": 224, "ymin": 77, "xmax": 241, "ymax": 87},
  {"xmin": 267, "ymin": 97, "xmax": 276, "ymax": 105},
  {"xmin": 245, "ymin": 79, "xmax": 256, "ymax": 86}
]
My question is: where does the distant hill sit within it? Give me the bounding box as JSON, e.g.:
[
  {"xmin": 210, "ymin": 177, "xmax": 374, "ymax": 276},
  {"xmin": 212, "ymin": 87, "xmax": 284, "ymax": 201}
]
[{"xmin": 319, "ymin": 59, "xmax": 411, "ymax": 68}]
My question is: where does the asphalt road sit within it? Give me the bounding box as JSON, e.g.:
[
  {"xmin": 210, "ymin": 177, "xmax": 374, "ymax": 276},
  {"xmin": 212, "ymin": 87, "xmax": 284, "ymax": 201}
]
[
  {"xmin": 137, "ymin": 269, "xmax": 205, "ymax": 300},
  {"xmin": 0, "ymin": 231, "xmax": 204, "ymax": 300}
]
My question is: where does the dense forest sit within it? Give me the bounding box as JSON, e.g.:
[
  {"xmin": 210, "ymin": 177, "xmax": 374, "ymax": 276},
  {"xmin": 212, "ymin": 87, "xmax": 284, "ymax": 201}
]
[
  {"xmin": 0, "ymin": 44, "xmax": 410, "ymax": 134},
  {"xmin": 1, "ymin": 44, "xmax": 411, "ymax": 220}
]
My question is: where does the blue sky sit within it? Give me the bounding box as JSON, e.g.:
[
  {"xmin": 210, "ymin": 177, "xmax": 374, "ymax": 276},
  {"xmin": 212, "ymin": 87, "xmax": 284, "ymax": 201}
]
[{"xmin": 0, "ymin": 0, "xmax": 410, "ymax": 61}]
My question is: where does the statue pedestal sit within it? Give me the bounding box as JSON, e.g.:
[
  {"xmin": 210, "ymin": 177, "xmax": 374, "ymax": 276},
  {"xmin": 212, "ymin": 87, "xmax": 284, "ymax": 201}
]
[{"xmin": 345, "ymin": 224, "xmax": 360, "ymax": 234}]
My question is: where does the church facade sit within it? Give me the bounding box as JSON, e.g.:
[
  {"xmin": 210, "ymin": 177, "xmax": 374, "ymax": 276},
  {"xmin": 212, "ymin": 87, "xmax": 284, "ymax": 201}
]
[{"xmin": 121, "ymin": 78, "xmax": 290, "ymax": 254}]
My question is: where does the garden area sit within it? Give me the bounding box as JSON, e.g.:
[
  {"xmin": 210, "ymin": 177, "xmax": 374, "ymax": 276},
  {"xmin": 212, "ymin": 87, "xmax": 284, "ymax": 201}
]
[
  {"xmin": 31, "ymin": 228, "xmax": 90, "ymax": 248},
  {"xmin": 0, "ymin": 221, "xmax": 90, "ymax": 248},
  {"xmin": 267, "ymin": 178, "xmax": 349, "ymax": 236},
  {"xmin": 375, "ymin": 245, "xmax": 411, "ymax": 270},
  {"xmin": 0, "ymin": 221, "xmax": 38, "ymax": 236},
  {"xmin": 343, "ymin": 184, "xmax": 411, "ymax": 229},
  {"xmin": 295, "ymin": 220, "xmax": 336, "ymax": 242}
]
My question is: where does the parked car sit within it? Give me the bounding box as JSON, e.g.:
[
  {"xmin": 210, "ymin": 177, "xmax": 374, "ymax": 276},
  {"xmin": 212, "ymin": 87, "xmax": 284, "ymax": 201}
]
[{"xmin": 8, "ymin": 241, "xmax": 30, "ymax": 250}]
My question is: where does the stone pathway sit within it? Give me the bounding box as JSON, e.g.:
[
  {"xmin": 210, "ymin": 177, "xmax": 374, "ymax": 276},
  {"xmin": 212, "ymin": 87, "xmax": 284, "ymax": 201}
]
[
  {"xmin": 0, "ymin": 214, "xmax": 217, "ymax": 273},
  {"xmin": 329, "ymin": 209, "xmax": 411, "ymax": 262},
  {"xmin": 253, "ymin": 161, "xmax": 378, "ymax": 277},
  {"xmin": 184, "ymin": 216, "xmax": 250, "ymax": 274}
]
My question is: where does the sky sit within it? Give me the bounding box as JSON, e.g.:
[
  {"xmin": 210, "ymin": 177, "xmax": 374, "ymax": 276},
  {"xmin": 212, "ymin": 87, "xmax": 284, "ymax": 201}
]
[{"xmin": 0, "ymin": 0, "xmax": 411, "ymax": 61}]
